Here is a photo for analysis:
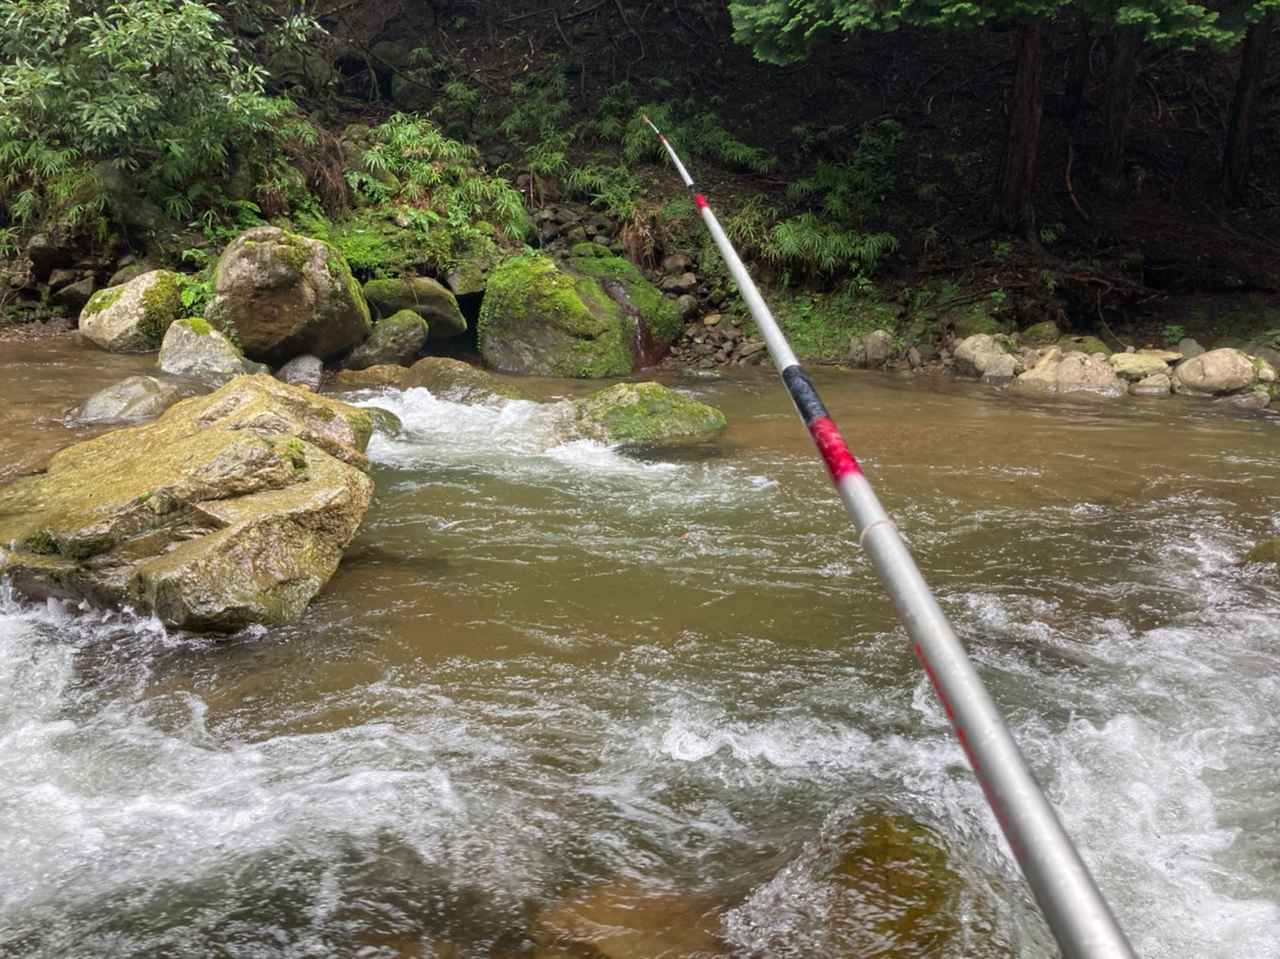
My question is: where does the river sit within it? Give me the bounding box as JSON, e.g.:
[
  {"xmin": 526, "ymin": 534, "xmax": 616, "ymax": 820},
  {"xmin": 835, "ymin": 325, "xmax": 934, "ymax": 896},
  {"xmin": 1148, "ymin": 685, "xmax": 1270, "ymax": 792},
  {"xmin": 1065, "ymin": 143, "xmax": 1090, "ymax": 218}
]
[{"xmin": 1, "ymin": 337, "xmax": 1278, "ymax": 958}]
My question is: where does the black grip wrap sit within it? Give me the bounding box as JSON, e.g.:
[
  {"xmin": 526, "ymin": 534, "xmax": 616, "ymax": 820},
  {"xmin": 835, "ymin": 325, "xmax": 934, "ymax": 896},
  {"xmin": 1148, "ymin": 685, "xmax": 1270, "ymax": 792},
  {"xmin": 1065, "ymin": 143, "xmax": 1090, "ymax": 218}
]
[{"xmin": 782, "ymin": 365, "xmax": 829, "ymax": 426}]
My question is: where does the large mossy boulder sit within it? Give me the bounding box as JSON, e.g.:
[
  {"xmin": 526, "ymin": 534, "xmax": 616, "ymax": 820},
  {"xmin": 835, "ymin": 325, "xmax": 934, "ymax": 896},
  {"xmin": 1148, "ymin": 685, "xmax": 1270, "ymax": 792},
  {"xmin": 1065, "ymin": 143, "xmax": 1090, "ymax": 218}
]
[
  {"xmin": 362, "ymin": 276, "xmax": 467, "ymax": 340},
  {"xmin": 159, "ymin": 318, "xmax": 265, "ymax": 383},
  {"xmin": 574, "ymin": 382, "xmax": 726, "ymax": 446},
  {"xmin": 402, "ymin": 357, "xmax": 525, "ymax": 402},
  {"xmin": 0, "ymin": 376, "xmax": 373, "ymax": 632},
  {"xmin": 344, "ymin": 310, "xmax": 428, "ymax": 369},
  {"xmin": 478, "ymin": 253, "xmax": 677, "ymax": 378},
  {"xmin": 1172, "ymin": 347, "xmax": 1258, "ymax": 395},
  {"xmin": 79, "ymin": 270, "xmax": 187, "ymax": 352},
  {"xmin": 205, "ymin": 227, "xmax": 372, "ymax": 365}
]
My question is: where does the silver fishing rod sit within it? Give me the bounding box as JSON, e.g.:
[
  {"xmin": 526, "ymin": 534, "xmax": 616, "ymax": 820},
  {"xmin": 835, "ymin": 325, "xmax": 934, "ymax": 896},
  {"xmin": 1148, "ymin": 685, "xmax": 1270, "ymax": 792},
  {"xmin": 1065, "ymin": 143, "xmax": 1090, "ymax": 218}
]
[{"xmin": 643, "ymin": 115, "xmax": 1137, "ymax": 959}]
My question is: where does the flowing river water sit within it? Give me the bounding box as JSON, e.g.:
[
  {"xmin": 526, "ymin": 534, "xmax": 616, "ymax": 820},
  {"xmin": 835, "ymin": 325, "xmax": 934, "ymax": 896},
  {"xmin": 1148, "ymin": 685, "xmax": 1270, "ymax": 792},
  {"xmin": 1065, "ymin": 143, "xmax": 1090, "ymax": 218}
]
[{"xmin": 1, "ymin": 337, "xmax": 1278, "ymax": 958}]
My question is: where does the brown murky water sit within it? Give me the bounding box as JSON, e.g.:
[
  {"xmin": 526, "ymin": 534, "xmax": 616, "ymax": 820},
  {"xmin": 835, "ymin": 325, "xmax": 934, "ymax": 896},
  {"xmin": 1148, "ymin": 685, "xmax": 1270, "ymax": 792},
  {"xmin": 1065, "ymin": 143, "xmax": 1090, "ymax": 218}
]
[{"xmin": 1, "ymin": 339, "xmax": 1278, "ymax": 958}]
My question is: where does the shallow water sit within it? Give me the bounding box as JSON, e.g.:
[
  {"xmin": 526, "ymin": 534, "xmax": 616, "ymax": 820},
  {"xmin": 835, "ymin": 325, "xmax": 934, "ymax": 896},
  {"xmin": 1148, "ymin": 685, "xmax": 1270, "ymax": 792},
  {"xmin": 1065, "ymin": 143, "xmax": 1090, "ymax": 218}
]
[{"xmin": 1, "ymin": 343, "xmax": 1278, "ymax": 958}]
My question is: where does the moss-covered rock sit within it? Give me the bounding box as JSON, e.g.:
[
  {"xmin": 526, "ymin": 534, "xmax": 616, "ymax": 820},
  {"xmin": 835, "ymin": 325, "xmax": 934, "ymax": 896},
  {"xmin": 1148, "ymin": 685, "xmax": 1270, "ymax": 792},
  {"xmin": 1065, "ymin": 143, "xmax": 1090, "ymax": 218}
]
[
  {"xmin": 1110, "ymin": 352, "xmax": 1170, "ymax": 381},
  {"xmin": 79, "ymin": 270, "xmax": 187, "ymax": 352},
  {"xmin": 402, "ymin": 357, "xmax": 526, "ymax": 402},
  {"xmin": 205, "ymin": 227, "xmax": 372, "ymax": 364},
  {"xmin": 574, "ymin": 382, "xmax": 727, "ymax": 446},
  {"xmin": 1061, "ymin": 335, "xmax": 1113, "ymax": 356},
  {"xmin": 478, "ymin": 254, "xmax": 634, "ymax": 377},
  {"xmin": 344, "ymin": 310, "xmax": 428, "ymax": 370},
  {"xmin": 952, "ymin": 306, "xmax": 1006, "ymax": 339},
  {"xmin": 445, "ymin": 234, "xmax": 503, "ymax": 297},
  {"xmin": 0, "ymin": 375, "xmax": 373, "ymax": 631},
  {"xmin": 565, "ymin": 248, "xmax": 682, "ymax": 347},
  {"xmin": 1020, "ymin": 320, "xmax": 1060, "ymax": 345},
  {"xmin": 362, "ymin": 276, "xmax": 465, "ymax": 340}
]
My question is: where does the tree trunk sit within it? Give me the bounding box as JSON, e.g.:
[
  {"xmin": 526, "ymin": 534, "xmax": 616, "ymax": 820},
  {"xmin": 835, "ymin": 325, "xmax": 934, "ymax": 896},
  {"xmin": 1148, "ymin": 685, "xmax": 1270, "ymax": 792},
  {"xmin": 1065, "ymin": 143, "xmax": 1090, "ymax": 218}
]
[
  {"xmin": 994, "ymin": 21, "xmax": 1044, "ymax": 237},
  {"xmin": 1101, "ymin": 24, "xmax": 1143, "ymax": 196},
  {"xmin": 1064, "ymin": 15, "xmax": 1093, "ymax": 123},
  {"xmin": 1222, "ymin": 12, "xmax": 1277, "ymax": 203}
]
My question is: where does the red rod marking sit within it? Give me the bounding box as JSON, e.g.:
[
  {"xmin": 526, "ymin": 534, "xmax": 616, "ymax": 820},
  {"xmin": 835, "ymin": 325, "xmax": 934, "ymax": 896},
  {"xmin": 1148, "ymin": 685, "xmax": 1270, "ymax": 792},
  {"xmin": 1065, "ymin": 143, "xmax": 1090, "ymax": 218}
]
[
  {"xmin": 807, "ymin": 417, "xmax": 861, "ymax": 482},
  {"xmin": 693, "ymin": 193, "xmax": 709, "ymax": 210}
]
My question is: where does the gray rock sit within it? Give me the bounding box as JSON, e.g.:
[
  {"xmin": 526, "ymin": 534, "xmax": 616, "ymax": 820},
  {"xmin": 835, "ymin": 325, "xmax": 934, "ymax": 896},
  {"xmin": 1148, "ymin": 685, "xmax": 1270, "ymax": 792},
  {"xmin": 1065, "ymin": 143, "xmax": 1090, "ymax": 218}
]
[
  {"xmin": 26, "ymin": 233, "xmax": 68, "ymax": 279},
  {"xmin": 1172, "ymin": 348, "xmax": 1257, "ymax": 395},
  {"xmin": 1110, "ymin": 352, "xmax": 1170, "ymax": 381},
  {"xmin": 980, "ymin": 353, "xmax": 1018, "ymax": 384},
  {"xmin": 953, "ymin": 334, "xmax": 1009, "ymax": 378},
  {"xmin": 402, "ymin": 357, "xmax": 525, "ymax": 401},
  {"xmin": 159, "ymin": 319, "xmax": 257, "ymax": 383},
  {"xmin": 849, "ymin": 329, "xmax": 894, "ymax": 369},
  {"xmin": 675, "ymin": 294, "xmax": 699, "ymax": 318},
  {"xmin": 662, "ymin": 253, "xmax": 694, "ymax": 274},
  {"xmin": 107, "ymin": 262, "xmax": 157, "ymax": 288},
  {"xmin": 75, "ymin": 375, "xmax": 184, "ymax": 424},
  {"xmin": 1130, "ymin": 372, "xmax": 1172, "ymax": 396},
  {"xmin": 204, "ymin": 227, "xmax": 372, "ymax": 364},
  {"xmin": 1012, "ymin": 347, "xmax": 1126, "ymax": 397},
  {"xmin": 276, "ymin": 354, "xmax": 324, "ymax": 392},
  {"xmin": 1217, "ymin": 388, "xmax": 1271, "ymax": 411},
  {"xmin": 661, "ymin": 272, "xmax": 698, "ymax": 295},
  {"xmin": 79, "ymin": 270, "xmax": 187, "ymax": 353},
  {"xmin": 344, "ymin": 310, "xmax": 428, "ymax": 369},
  {"xmin": 51, "ymin": 276, "xmax": 96, "ymax": 312},
  {"xmin": 1177, "ymin": 338, "xmax": 1205, "ymax": 359}
]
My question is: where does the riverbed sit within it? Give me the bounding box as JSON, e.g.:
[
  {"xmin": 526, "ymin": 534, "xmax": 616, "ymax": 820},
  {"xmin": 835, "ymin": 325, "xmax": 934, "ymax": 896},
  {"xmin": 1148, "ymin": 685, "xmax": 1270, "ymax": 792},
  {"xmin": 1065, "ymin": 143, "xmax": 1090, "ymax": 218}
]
[{"xmin": 1, "ymin": 339, "xmax": 1278, "ymax": 958}]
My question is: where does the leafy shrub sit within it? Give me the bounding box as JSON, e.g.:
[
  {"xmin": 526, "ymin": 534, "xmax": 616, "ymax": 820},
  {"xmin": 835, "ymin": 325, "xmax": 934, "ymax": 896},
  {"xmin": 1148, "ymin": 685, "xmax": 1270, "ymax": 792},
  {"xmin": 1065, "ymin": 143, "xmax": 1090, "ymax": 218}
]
[
  {"xmin": 501, "ymin": 67, "xmax": 576, "ymax": 178},
  {"xmin": 0, "ymin": 0, "xmax": 300, "ymax": 229},
  {"xmin": 563, "ymin": 164, "xmax": 643, "ymax": 219},
  {"xmin": 355, "ymin": 114, "xmax": 528, "ymax": 241}
]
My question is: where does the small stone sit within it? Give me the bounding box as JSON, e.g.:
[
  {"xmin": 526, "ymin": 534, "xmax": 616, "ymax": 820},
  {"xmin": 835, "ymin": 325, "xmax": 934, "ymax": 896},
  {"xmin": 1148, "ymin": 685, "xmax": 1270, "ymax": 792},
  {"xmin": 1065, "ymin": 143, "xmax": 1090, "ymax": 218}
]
[
  {"xmin": 276, "ymin": 354, "xmax": 324, "ymax": 392},
  {"xmin": 51, "ymin": 276, "xmax": 96, "ymax": 312},
  {"xmin": 661, "ymin": 272, "xmax": 698, "ymax": 295},
  {"xmin": 675, "ymin": 294, "xmax": 699, "ymax": 318},
  {"xmin": 661, "ymin": 253, "xmax": 693, "ymax": 274},
  {"xmin": 75, "ymin": 375, "xmax": 184, "ymax": 424},
  {"xmin": 159, "ymin": 318, "xmax": 256, "ymax": 383}
]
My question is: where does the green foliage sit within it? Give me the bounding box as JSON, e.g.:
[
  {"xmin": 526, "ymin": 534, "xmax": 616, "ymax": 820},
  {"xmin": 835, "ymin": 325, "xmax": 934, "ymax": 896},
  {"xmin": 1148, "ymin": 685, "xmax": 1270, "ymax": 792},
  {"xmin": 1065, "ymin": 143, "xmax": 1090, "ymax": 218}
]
[
  {"xmin": 502, "ymin": 67, "xmax": 576, "ymax": 177},
  {"xmin": 768, "ymin": 214, "xmax": 898, "ymax": 275},
  {"xmin": 563, "ymin": 164, "xmax": 643, "ymax": 219},
  {"xmin": 770, "ymin": 285, "xmax": 898, "ymax": 361},
  {"xmin": 1162, "ymin": 323, "xmax": 1187, "ymax": 345},
  {"xmin": 357, "ymin": 114, "xmax": 527, "ymax": 240},
  {"xmin": 0, "ymin": 0, "xmax": 299, "ymax": 229},
  {"xmin": 597, "ymin": 85, "xmax": 775, "ymax": 174}
]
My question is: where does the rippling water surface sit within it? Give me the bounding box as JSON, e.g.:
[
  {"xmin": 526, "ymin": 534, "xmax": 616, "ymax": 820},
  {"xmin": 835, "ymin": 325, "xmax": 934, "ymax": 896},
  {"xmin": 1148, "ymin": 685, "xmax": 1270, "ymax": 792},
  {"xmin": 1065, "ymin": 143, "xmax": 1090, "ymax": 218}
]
[{"xmin": 2, "ymin": 341, "xmax": 1279, "ymax": 958}]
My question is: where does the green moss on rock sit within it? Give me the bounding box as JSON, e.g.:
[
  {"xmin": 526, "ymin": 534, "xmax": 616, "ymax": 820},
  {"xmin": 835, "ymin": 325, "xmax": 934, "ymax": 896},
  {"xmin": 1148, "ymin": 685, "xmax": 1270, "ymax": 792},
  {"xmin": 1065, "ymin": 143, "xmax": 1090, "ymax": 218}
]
[
  {"xmin": 83, "ymin": 287, "xmax": 124, "ymax": 317},
  {"xmin": 1061, "ymin": 335, "xmax": 1113, "ymax": 357},
  {"xmin": 567, "ymin": 250, "xmax": 682, "ymax": 346},
  {"xmin": 575, "ymin": 381, "xmax": 727, "ymax": 446}
]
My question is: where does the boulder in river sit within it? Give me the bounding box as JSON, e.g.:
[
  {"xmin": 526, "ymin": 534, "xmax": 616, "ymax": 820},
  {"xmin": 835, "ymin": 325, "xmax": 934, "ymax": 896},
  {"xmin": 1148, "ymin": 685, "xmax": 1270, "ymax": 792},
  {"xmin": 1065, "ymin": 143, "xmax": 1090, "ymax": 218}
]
[
  {"xmin": 402, "ymin": 357, "xmax": 525, "ymax": 402},
  {"xmin": 954, "ymin": 334, "xmax": 1015, "ymax": 380},
  {"xmin": 344, "ymin": 310, "xmax": 428, "ymax": 369},
  {"xmin": 1012, "ymin": 347, "xmax": 1126, "ymax": 397},
  {"xmin": 79, "ymin": 270, "xmax": 187, "ymax": 353},
  {"xmin": 0, "ymin": 375, "xmax": 373, "ymax": 632},
  {"xmin": 204, "ymin": 227, "xmax": 372, "ymax": 364},
  {"xmin": 361, "ymin": 276, "xmax": 466, "ymax": 340},
  {"xmin": 1172, "ymin": 348, "xmax": 1257, "ymax": 395},
  {"xmin": 848, "ymin": 330, "xmax": 894, "ymax": 369},
  {"xmin": 275, "ymin": 354, "xmax": 324, "ymax": 392},
  {"xmin": 75, "ymin": 375, "xmax": 184, "ymax": 425},
  {"xmin": 478, "ymin": 252, "xmax": 678, "ymax": 378},
  {"xmin": 1110, "ymin": 352, "xmax": 1170, "ymax": 381},
  {"xmin": 574, "ymin": 382, "xmax": 726, "ymax": 446},
  {"xmin": 159, "ymin": 318, "xmax": 266, "ymax": 383}
]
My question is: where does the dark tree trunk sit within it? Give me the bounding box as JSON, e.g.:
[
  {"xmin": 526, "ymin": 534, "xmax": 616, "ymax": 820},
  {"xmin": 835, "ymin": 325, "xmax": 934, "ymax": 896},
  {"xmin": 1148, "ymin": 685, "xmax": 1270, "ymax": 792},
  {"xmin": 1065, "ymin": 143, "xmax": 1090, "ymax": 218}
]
[
  {"xmin": 1101, "ymin": 24, "xmax": 1143, "ymax": 196},
  {"xmin": 1222, "ymin": 12, "xmax": 1277, "ymax": 203},
  {"xmin": 1064, "ymin": 15, "xmax": 1093, "ymax": 123},
  {"xmin": 994, "ymin": 21, "xmax": 1044, "ymax": 237}
]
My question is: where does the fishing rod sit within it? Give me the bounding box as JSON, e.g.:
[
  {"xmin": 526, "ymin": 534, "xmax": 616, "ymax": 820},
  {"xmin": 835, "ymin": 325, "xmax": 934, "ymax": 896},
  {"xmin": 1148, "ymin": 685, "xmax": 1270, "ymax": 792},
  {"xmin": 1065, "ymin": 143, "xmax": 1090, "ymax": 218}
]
[{"xmin": 643, "ymin": 115, "xmax": 1137, "ymax": 959}]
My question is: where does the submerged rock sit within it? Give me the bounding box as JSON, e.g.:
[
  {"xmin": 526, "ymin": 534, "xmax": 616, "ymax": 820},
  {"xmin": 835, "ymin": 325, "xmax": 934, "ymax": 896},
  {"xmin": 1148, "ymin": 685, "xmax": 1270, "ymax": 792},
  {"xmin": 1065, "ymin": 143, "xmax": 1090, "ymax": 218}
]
[
  {"xmin": 1130, "ymin": 372, "xmax": 1173, "ymax": 396},
  {"xmin": 205, "ymin": 227, "xmax": 372, "ymax": 364},
  {"xmin": 75, "ymin": 375, "xmax": 184, "ymax": 425},
  {"xmin": 402, "ymin": 357, "xmax": 525, "ymax": 402},
  {"xmin": 0, "ymin": 375, "xmax": 373, "ymax": 632},
  {"xmin": 344, "ymin": 310, "xmax": 428, "ymax": 369},
  {"xmin": 79, "ymin": 270, "xmax": 187, "ymax": 353},
  {"xmin": 1172, "ymin": 348, "xmax": 1257, "ymax": 395},
  {"xmin": 535, "ymin": 883, "xmax": 729, "ymax": 959},
  {"xmin": 1244, "ymin": 538, "xmax": 1280, "ymax": 564},
  {"xmin": 574, "ymin": 382, "xmax": 726, "ymax": 446},
  {"xmin": 478, "ymin": 253, "xmax": 678, "ymax": 378},
  {"xmin": 362, "ymin": 276, "xmax": 466, "ymax": 340},
  {"xmin": 158, "ymin": 318, "xmax": 264, "ymax": 383}
]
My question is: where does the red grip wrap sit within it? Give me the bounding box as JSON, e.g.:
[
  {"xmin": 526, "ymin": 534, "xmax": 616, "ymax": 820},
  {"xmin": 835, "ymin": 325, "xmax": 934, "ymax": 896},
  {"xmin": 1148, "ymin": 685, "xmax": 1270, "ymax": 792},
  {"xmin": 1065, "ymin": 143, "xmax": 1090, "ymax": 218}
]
[
  {"xmin": 693, "ymin": 193, "xmax": 709, "ymax": 210},
  {"xmin": 808, "ymin": 416, "xmax": 861, "ymax": 482}
]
